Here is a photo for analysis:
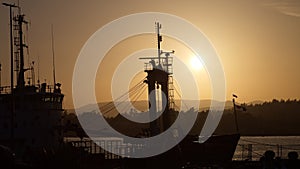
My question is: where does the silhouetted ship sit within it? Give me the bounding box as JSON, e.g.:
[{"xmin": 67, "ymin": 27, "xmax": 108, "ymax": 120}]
[
  {"xmin": 119, "ymin": 22, "xmax": 240, "ymax": 168},
  {"xmin": 0, "ymin": 3, "xmax": 64, "ymax": 162}
]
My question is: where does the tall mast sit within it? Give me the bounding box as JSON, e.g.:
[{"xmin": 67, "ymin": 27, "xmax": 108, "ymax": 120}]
[
  {"xmin": 232, "ymin": 94, "xmax": 246, "ymax": 134},
  {"xmin": 139, "ymin": 23, "xmax": 176, "ymax": 135},
  {"xmin": 232, "ymin": 95, "xmax": 239, "ymax": 133},
  {"xmin": 16, "ymin": 14, "xmax": 26, "ymax": 88},
  {"xmin": 51, "ymin": 24, "xmax": 56, "ymax": 88},
  {"xmin": 37, "ymin": 54, "xmax": 40, "ymax": 85},
  {"xmin": 13, "ymin": 3, "xmax": 28, "ymax": 89},
  {"xmin": 2, "ymin": 2, "xmax": 19, "ymax": 151},
  {"xmin": 2, "ymin": 2, "xmax": 18, "ymax": 89}
]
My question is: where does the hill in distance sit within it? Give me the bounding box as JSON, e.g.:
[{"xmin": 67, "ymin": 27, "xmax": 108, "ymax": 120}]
[
  {"xmin": 68, "ymin": 99, "xmax": 237, "ymax": 116},
  {"xmin": 64, "ymin": 99, "xmax": 300, "ymax": 137}
]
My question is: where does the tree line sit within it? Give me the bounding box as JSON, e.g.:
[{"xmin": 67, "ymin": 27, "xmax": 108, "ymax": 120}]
[{"xmin": 63, "ymin": 99, "xmax": 300, "ymax": 137}]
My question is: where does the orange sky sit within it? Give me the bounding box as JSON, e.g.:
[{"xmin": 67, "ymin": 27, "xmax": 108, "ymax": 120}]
[{"xmin": 1, "ymin": 0, "xmax": 300, "ymax": 108}]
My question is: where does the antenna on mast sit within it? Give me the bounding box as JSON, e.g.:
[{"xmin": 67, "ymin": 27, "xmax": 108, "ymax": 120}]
[
  {"xmin": 51, "ymin": 24, "xmax": 56, "ymax": 89},
  {"xmin": 155, "ymin": 22, "xmax": 162, "ymax": 66},
  {"xmin": 37, "ymin": 54, "xmax": 40, "ymax": 86},
  {"xmin": 31, "ymin": 61, "xmax": 35, "ymax": 86}
]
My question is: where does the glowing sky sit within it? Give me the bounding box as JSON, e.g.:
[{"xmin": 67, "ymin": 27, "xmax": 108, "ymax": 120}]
[{"xmin": 0, "ymin": 0, "xmax": 300, "ymax": 108}]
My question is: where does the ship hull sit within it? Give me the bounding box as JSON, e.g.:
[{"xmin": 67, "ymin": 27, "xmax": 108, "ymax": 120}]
[
  {"xmin": 123, "ymin": 134, "xmax": 240, "ymax": 169},
  {"xmin": 180, "ymin": 134, "xmax": 240, "ymax": 164}
]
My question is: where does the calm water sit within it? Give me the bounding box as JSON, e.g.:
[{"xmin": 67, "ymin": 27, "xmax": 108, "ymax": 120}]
[{"xmin": 234, "ymin": 136, "xmax": 300, "ymax": 160}]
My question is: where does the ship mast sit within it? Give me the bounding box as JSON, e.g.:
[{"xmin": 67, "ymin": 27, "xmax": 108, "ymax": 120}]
[
  {"xmin": 2, "ymin": 3, "xmax": 18, "ymax": 90},
  {"xmin": 15, "ymin": 12, "xmax": 28, "ymax": 88},
  {"xmin": 2, "ymin": 2, "xmax": 19, "ymax": 150},
  {"xmin": 51, "ymin": 24, "xmax": 56, "ymax": 89},
  {"xmin": 232, "ymin": 94, "xmax": 246, "ymax": 134},
  {"xmin": 140, "ymin": 22, "xmax": 175, "ymax": 135}
]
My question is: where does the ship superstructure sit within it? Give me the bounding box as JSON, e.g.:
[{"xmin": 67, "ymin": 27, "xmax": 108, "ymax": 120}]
[
  {"xmin": 0, "ymin": 3, "xmax": 64, "ymax": 156},
  {"xmin": 137, "ymin": 22, "xmax": 240, "ymax": 167},
  {"xmin": 140, "ymin": 22, "xmax": 175, "ymax": 136}
]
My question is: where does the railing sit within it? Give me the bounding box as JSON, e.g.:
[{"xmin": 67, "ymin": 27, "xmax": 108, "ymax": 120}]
[
  {"xmin": 0, "ymin": 84, "xmax": 58, "ymax": 94},
  {"xmin": 65, "ymin": 138, "xmax": 146, "ymax": 159},
  {"xmin": 0, "ymin": 86, "xmax": 12, "ymax": 94},
  {"xmin": 234, "ymin": 143, "xmax": 300, "ymax": 161},
  {"xmin": 143, "ymin": 62, "xmax": 173, "ymax": 74},
  {"xmin": 40, "ymin": 84, "xmax": 56, "ymax": 93}
]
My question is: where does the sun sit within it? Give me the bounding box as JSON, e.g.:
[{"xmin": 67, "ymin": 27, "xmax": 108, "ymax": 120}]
[{"xmin": 190, "ymin": 56, "xmax": 203, "ymax": 71}]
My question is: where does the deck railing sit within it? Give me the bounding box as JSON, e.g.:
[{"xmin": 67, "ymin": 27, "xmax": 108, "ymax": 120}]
[
  {"xmin": 234, "ymin": 143, "xmax": 300, "ymax": 161},
  {"xmin": 65, "ymin": 138, "xmax": 148, "ymax": 159},
  {"xmin": 0, "ymin": 86, "xmax": 11, "ymax": 94},
  {"xmin": 0, "ymin": 84, "xmax": 57, "ymax": 94}
]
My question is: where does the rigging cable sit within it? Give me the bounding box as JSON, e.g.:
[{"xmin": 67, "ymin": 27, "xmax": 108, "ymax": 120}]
[
  {"xmin": 108, "ymin": 84, "xmax": 147, "ymax": 128},
  {"xmin": 100, "ymin": 80, "xmax": 145, "ymax": 113},
  {"xmin": 123, "ymin": 84, "xmax": 147, "ymax": 113},
  {"xmin": 101, "ymin": 83, "xmax": 145, "ymax": 116},
  {"xmin": 100, "ymin": 78, "xmax": 146, "ymax": 116},
  {"xmin": 173, "ymin": 85, "xmax": 189, "ymax": 110},
  {"xmin": 99, "ymin": 78, "xmax": 145, "ymax": 112},
  {"xmin": 100, "ymin": 78, "xmax": 145, "ymax": 109}
]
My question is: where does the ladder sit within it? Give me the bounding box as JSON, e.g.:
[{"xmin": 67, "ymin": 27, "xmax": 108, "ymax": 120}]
[{"xmin": 168, "ymin": 76, "xmax": 175, "ymax": 110}]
